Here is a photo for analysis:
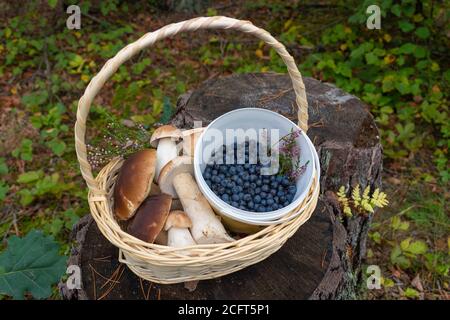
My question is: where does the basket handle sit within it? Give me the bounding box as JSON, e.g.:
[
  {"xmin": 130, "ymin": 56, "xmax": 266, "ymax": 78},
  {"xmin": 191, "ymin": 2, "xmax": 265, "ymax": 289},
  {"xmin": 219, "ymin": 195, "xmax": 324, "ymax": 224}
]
[{"xmin": 75, "ymin": 16, "xmax": 308, "ymax": 193}]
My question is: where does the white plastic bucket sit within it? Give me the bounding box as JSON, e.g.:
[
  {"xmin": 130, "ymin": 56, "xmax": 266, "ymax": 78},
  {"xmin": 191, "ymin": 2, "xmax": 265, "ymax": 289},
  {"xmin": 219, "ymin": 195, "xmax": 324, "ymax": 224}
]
[{"xmin": 193, "ymin": 108, "xmax": 319, "ymax": 231}]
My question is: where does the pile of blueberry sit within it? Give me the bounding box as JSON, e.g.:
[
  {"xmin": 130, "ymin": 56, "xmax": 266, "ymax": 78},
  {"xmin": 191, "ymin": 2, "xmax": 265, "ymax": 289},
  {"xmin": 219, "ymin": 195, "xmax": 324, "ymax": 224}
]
[{"xmin": 202, "ymin": 141, "xmax": 297, "ymax": 213}]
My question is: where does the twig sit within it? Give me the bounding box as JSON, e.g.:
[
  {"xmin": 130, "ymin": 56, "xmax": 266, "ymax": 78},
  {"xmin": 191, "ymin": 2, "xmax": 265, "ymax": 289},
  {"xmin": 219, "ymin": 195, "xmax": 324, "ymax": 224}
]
[{"xmin": 98, "ymin": 265, "xmax": 125, "ymax": 300}]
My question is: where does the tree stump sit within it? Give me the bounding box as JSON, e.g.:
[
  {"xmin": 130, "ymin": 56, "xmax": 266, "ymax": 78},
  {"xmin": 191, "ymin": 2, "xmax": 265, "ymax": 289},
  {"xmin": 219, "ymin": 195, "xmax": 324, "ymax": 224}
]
[{"xmin": 60, "ymin": 73, "xmax": 382, "ymax": 300}]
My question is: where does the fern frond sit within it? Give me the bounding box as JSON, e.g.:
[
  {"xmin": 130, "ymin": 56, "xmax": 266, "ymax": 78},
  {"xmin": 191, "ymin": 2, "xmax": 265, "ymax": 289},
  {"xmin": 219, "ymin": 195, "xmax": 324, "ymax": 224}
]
[
  {"xmin": 337, "ymin": 186, "xmax": 352, "ymax": 217},
  {"xmin": 361, "ymin": 199, "xmax": 374, "ymax": 213},
  {"xmin": 352, "ymin": 184, "xmax": 361, "ymax": 208},
  {"xmin": 370, "ymin": 188, "xmax": 389, "ymax": 208},
  {"xmin": 362, "ymin": 186, "xmax": 371, "ymax": 200},
  {"xmin": 343, "ymin": 206, "xmax": 353, "ymax": 217}
]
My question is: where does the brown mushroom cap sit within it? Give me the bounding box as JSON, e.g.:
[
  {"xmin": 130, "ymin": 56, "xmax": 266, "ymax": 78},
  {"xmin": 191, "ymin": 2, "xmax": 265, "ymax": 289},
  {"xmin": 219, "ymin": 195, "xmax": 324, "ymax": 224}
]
[
  {"xmin": 127, "ymin": 193, "xmax": 172, "ymax": 243},
  {"xmin": 158, "ymin": 156, "xmax": 194, "ymax": 198},
  {"xmin": 150, "ymin": 125, "xmax": 183, "ymax": 148},
  {"xmin": 114, "ymin": 149, "xmax": 156, "ymax": 220},
  {"xmin": 164, "ymin": 210, "xmax": 192, "ymax": 231}
]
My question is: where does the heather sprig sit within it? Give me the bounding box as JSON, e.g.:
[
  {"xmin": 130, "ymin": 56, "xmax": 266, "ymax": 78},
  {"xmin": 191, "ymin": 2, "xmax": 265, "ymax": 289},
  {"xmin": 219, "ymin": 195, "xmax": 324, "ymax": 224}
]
[
  {"xmin": 87, "ymin": 112, "xmax": 151, "ymax": 170},
  {"xmin": 274, "ymin": 128, "xmax": 309, "ymax": 181}
]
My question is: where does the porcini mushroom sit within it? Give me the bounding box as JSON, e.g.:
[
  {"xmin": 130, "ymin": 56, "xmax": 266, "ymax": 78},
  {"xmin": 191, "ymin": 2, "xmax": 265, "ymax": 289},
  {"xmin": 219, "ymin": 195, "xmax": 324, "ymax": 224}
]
[
  {"xmin": 159, "ymin": 156, "xmax": 233, "ymax": 244},
  {"xmin": 114, "ymin": 149, "xmax": 157, "ymax": 220},
  {"xmin": 150, "ymin": 125, "xmax": 183, "ymax": 181},
  {"xmin": 158, "ymin": 156, "xmax": 194, "ymax": 198},
  {"xmin": 127, "ymin": 193, "xmax": 172, "ymax": 243},
  {"xmin": 181, "ymin": 127, "xmax": 205, "ymax": 157},
  {"xmin": 164, "ymin": 210, "xmax": 196, "ymax": 247}
]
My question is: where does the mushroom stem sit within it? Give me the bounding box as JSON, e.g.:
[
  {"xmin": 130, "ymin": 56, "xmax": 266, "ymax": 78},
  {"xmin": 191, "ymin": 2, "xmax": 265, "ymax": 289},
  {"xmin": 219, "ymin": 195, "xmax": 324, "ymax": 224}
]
[
  {"xmin": 155, "ymin": 138, "xmax": 178, "ymax": 181},
  {"xmin": 173, "ymin": 172, "xmax": 234, "ymax": 244},
  {"xmin": 167, "ymin": 228, "xmax": 196, "ymax": 247}
]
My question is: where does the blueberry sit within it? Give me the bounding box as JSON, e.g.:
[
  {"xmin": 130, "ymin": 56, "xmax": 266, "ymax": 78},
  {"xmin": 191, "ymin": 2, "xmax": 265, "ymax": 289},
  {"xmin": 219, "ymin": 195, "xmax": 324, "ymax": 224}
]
[
  {"xmin": 236, "ymin": 186, "xmax": 243, "ymax": 193},
  {"xmin": 239, "ymin": 192, "xmax": 245, "ymax": 200},
  {"xmin": 256, "ymin": 180, "xmax": 262, "ymax": 186},
  {"xmin": 277, "ymin": 190, "xmax": 284, "ymax": 197},
  {"xmin": 276, "ymin": 176, "xmax": 283, "ymax": 183},
  {"xmin": 270, "ymin": 189, "xmax": 277, "ymax": 196},
  {"xmin": 255, "ymin": 187, "xmax": 261, "ymax": 194},
  {"xmin": 283, "ymin": 201, "xmax": 290, "ymax": 207},
  {"xmin": 267, "ymin": 199, "xmax": 274, "ymax": 206},
  {"xmin": 231, "ymin": 194, "xmax": 240, "ymax": 202},
  {"xmin": 271, "ymin": 181, "xmax": 278, "ymax": 188},
  {"xmin": 279, "ymin": 195, "xmax": 286, "ymax": 203},
  {"xmin": 218, "ymin": 186, "xmax": 225, "ymax": 194},
  {"xmin": 250, "ymin": 182, "xmax": 257, "ymax": 189},
  {"xmin": 231, "ymin": 175, "xmax": 238, "ymax": 181},
  {"xmin": 261, "ymin": 199, "xmax": 266, "ymax": 206},
  {"xmin": 247, "ymin": 201, "xmax": 255, "ymax": 209},
  {"xmin": 231, "ymin": 201, "xmax": 239, "ymax": 207},
  {"xmin": 204, "ymin": 172, "xmax": 211, "ymax": 179},
  {"xmin": 229, "ymin": 166, "xmax": 236, "ymax": 175},
  {"xmin": 258, "ymin": 206, "xmax": 266, "ymax": 212},
  {"xmin": 278, "ymin": 185, "xmax": 284, "ymax": 191},
  {"xmin": 220, "ymin": 179, "xmax": 228, "ymax": 187},
  {"xmin": 271, "ymin": 204, "xmax": 279, "ymax": 211},
  {"xmin": 260, "ymin": 192, "xmax": 267, "ymax": 198},
  {"xmin": 236, "ymin": 178, "xmax": 243, "ymax": 185},
  {"xmin": 261, "ymin": 184, "xmax": 269, "ymax": 192},
  {"xmin": 274, "ymin": 196, "xmax": 279, "ymax": 203},
  {"xmin": 221, "ymin": 194, "xmax": 230, "ymax": 202},
  {"xmin": 282, "ymin": 177, "xmax": 290, "ymax": 186},
  {"xmin": 243, "ymin": 181, "xmax": 250, "ymax": 188},
  {"xmin": 239, "ymin": 206, "xmax": 247, "ymax": 210},
  {"xmin": 250, "ymin": 175, "xmax": 257, "ymax": 182},
  {"xmin": 242, "ymin": 173, "xmax": 249, "ymax": 181},
  {"xmin": 243, "ymin": 194, "xmax": 252, "ymax": 201},
  {"xmin": 212, "ymin": 169, "xmax": 218, "ymax": 176},
  {"xmin": 218, "ymin": 173, "xmax": 225, "ymax": 179},
  {"xmin": 249, "ymin": 166, "xmax": 256, "ymax": 174},
  {"xmin": 288, "ymin": 185, "xmax": 297, "ymax": 195},
  {"xmin": 263, "ymin": 178, "xmax": 270, "ymax": 184},
  {"xmin": 254, "ymin": 195, "xmax": 261, "ymax": 204}
]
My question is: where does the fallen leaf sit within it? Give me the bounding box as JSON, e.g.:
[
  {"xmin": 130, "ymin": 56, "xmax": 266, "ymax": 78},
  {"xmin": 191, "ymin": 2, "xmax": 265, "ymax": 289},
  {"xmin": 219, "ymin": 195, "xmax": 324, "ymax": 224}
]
[{"xmin": 411, "ymin": 274, "xmax": 424, "ymax": 292}]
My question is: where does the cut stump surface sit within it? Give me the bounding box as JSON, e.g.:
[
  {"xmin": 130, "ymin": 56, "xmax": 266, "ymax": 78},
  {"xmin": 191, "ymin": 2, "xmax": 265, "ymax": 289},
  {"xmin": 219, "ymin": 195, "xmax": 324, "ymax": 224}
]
[{"xmin": 61, "ymin": 73, "xmax": 382, "ymax": 300}]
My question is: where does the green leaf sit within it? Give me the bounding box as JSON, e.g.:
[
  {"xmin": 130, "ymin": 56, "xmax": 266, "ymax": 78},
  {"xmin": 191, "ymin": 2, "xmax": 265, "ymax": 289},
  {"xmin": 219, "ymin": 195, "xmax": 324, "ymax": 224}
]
[
  {"xmin": 0, "ymin": 230, "xmax": 67, "ymax": 299},
  {"xmin": 47, "ymin": 0, "xmax": 58, "ymax": 9},
  {"xmin": 404, "ymin": 287, "xmax": 419, "ymax": 299},
  {"xmin": 365, "ymin": 52, "xmax": 379, "ymax": 65},
  {"xmin": 398, "ymin": 43, "xmax": 416, "ymax": 54},
  {"xmin": 405, "ymin": 240, "xmax": 428, "ymax": 255},
  {"xmin": 0, "ymin": 181, "xmax": 9, "ymax": 201},
  {"xmin": 391, "ymin": 4, "xmax": 401, "ymax": 17},
  {"xmin": 0, "ymin": 158, "xmax": 8, "ymax": 175},
  {"xmin": 18, "ymin": 189, "xmax": 34, "ymax": 206},
  {"xmin": 17, "ymin": 170, "xmax": 43, "ymax": 184},
  {"xmin": 398, "ymin": 20, "xmax": 415, "ymax": 32},
  {"xmin": 415, "ymin": 27, "xmax": 430, "ymax": 39},
  {"xmin": 47, "ymin": 139, "xmax": 66, "ymax": 156}
]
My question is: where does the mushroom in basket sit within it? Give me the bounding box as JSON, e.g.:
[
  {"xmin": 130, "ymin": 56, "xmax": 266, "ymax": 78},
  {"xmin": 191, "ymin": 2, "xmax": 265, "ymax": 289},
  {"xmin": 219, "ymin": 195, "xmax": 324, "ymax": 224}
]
[
  {"xmin": 150, "ymin": 125, "xmax": 183, "ymax": 182},
  {"xmin": 158, "ymin": 156, "xmax": 234, "ymax": 244},
  {"xmin": 114, "ymin": 149, "xmax": 157, "ymax": 220}
]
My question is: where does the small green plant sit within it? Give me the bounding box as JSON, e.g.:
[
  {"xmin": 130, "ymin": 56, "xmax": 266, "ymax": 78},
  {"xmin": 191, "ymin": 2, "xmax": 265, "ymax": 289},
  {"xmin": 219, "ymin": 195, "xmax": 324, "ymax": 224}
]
[{"xmin": 337, "ymin": 184, "xmax": 389, "ymax": 217}]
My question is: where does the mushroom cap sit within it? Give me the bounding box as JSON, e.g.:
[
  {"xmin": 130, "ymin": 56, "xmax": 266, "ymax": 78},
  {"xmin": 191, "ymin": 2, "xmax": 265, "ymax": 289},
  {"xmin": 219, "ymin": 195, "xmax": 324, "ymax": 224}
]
[
  {"xmin": 164, "ymin": 210, "xmax": 192, "ymax": 231},
  {"xmin": 158, "ymin": 156, "xmax": 194, "ymax": 198},
  {"xmin": 182, "ymin": 127, "xmax": 205, "ymax": 157},
  {"xmin": 150, "ymin": 125, "xmax": 183, "ymax": 148},
  {"xmin": 114, "ymin": 149, "xmax": 156, "ymax": 220},
  {"xmin": 127, "ymin": 193, "xmax": 172, "ymax": 243}
]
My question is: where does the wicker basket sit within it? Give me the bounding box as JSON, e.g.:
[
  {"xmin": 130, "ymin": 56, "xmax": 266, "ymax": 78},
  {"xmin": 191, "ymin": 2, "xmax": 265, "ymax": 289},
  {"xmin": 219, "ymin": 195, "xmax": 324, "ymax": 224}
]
[{"xmin": 75, "ymin": 16, "xmax": 320, "ymax": 283}]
